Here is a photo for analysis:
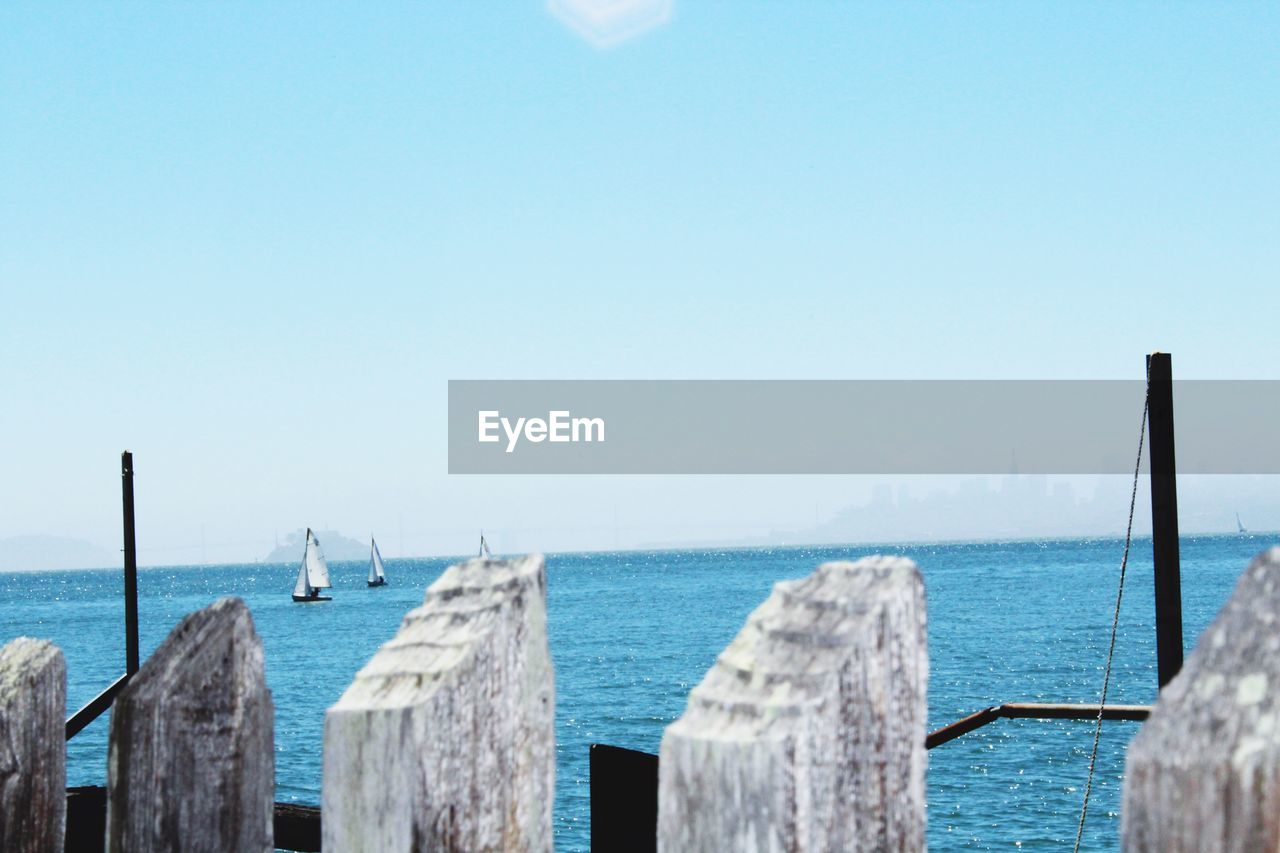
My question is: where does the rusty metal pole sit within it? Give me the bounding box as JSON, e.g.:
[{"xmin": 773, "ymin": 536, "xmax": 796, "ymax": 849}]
[
  {"xmin": 1146, "ymin": 353, "xmax": 1183, "ymax": 690},
  {"xmin": 122, "ymin": 451, "xmax": 139, "ymax": 675}
]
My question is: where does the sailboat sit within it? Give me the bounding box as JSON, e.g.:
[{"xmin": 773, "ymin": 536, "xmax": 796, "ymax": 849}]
[
  {"xmin": 292, "ymin": 528, "xmax": 333, "ymax": 602},
  {"xmin": 479, "ymin": 533, "xmax": 494, "ymax": 559},
  {"xmin": 1237, "ymin": 513, "xmax": 1248, "ymax": 535},
  {"xmin": 368, "ymin": 537, "xmax": 388, "ymax": 587}
]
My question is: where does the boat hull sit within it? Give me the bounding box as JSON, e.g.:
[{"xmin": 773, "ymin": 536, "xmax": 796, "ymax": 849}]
[
  {"xmin": 292, "ymin": 594, "xmax": 332, "ymax": 603},
  {"xmin": 367, "ymin": 579, "xmax": 386, "ymax": 587}
]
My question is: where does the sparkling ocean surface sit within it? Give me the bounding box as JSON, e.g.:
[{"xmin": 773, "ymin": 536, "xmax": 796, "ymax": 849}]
[{"xmin": 0, "ymin": 535, "xmax": 1270, "ymax": 850}]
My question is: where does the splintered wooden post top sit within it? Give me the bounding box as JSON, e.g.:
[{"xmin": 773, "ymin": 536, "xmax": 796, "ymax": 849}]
[
  {"xmin": 323, "ymin": 554, "xmax": 555, "ymax": 853},
  {"xmin": 106, "ymin": 597, "xmax": 274, "ymax": 853},
  {"xmin": 1124, "ymin": 547, "xmax": 1280, "ymax": 852},
  {"xmin": 659, "ymin": 555, "xmax": 928, "ymax": 853}
]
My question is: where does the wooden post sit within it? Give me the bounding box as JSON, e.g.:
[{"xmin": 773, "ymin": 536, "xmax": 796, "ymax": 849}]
[
  {"xmin": 1147, "ymin": 353, "xmax": 1184, "ymax": 689},
  {"xmin": 121, "ymin": 451, "xmax": 139, "ymax": 676},
  {"xmin": 323, "ymin": 554, "xmax": 555, "ymax": 852},
  {"xmin": 1123, "ymin": 547, "xmax": 1280, "ymax": 850},
  {"xmin": 590, "ymin": 744, "xmax": 658, "ymax": 853},
  {"xmin": 658, "ymin": 556, "xmax": 928, "ymax": 852},
  {"xmin": 105, "ymin": 597, "xmax": 274, "ymax": 853},
  {"xmin": 0, "ymin": 638, "xmax": 66, "ymax": 853}
]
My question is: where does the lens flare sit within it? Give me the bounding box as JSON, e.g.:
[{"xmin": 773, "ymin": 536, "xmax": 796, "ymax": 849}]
[{"xmin": 548, "ymin": 0, "xmax": 673, "ymax": 48}]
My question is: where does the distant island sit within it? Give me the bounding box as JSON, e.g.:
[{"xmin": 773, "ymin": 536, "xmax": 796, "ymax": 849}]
[
  {"xmin": 264, "ymin": 529, "xmax": 368, "ymax": 563},
  {"xmin": 0, "ymin": 535, "xmax": 116, "ymax": 572}
]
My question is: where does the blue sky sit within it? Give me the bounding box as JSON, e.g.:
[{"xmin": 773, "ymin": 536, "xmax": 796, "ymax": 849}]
[{"xmin": 2, "ymin": 3, "xmax": 1277, "ymax": 564}]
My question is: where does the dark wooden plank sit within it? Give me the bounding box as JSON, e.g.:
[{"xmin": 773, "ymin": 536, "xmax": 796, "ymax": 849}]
[
  {"xmin": 590, "ymin": 744, "xmax": 657, "ymax": 853},
  {"xmin": 65, "ymin": 674, "xmax": 129, "ymax": 741},
  {"xmin": 998, "ymin": 703, "xmax": 1150, "ymax": 721},
  {"xmin": 66, "ymin": 790, "xmax": 320, "ymax": 853},
  {"xmin": 65, "ymin": 787, "xmax": 105, "ymax": 853},
  {"xmin": 272, "ymin": 803, "xmax": 321, "ymax": 853},
  {"xmin": 120, "ymin": 452, "xmax": 139, "ymax": 677},
  {"xmin": 1146, "ymin": 353, "xmax": 1184, "ymax": 689},
  {"xmin": 926, "ymin": 706, "xmax": 1001, "ymax": 749}
]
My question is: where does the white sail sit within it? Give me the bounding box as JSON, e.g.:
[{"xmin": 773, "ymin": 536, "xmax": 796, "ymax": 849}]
[
  {"xmin": 480, "ymin": 534, "xmax": 493, "ymax": 559},
  {"xmin": 369, "ymin": 538, "xmax": 386, "ymax": 583},
  {"xmin": 306, "ymin": 529, "xmax": 333, "ymax": 589},
  {"xmin": 292, "ymin": 559, "xmax": 311, "ymax": 598}
]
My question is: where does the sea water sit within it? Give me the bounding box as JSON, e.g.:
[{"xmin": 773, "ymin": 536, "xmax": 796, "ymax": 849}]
[{"xmin": 0, "ymin": 535, "xmax": 1269, "ymax": 850}]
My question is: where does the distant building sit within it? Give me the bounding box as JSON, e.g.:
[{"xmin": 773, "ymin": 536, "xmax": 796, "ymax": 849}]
[{"xmin": 264, "ymin": 529, "xmax": 367, "ymax": 563}]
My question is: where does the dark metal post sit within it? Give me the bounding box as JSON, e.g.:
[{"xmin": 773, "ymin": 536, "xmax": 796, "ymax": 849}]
[
  {"xmin": 122, "ymin": 451, "xmax": 139, "ymax": 675},
  {"xmin": 1146, "ymin": 353, "xmax": 1183, "ymax": 689}
]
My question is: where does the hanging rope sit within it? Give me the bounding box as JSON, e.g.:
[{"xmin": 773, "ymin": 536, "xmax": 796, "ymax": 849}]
[{"xmin": 1072, "ymin": 367, "xmax": 1151, "ymax": 852}]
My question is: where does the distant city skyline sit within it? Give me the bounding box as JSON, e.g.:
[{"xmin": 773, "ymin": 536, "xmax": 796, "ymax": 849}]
[
  {"xmin": 4, "ymin": 473, "xmax": 1276, "ymax": 570},
  {"xmin": 2, "ymin": 4, "xmax": 1277, "ymax": 567}
]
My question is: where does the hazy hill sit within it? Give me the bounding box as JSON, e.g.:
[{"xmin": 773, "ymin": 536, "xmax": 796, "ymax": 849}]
[
  {"xmin": 0, "ymin": 535, "xmax": 115, "ymax": 571},
  {"xmin": 264, "ymin": 529, "xmax": 368, "ymax": 563}
]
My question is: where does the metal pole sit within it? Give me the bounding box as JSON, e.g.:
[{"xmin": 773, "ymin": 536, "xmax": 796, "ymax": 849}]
[
  {"xmin": 1146, "ymin": 353, "xmax": 1183, "ymax": 689},
  {"xmin": 122, "ymin": 451, "xmax": 140, "ymax": 675}
]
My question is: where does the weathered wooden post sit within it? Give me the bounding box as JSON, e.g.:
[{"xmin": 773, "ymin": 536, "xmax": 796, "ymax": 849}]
[
  {"xmin": 658, "ymin": 556, "xmax": 928, "ymax": 852},
  {"xmin": 322, "ymin": 554, "xmax": 555, "ymax": 852},
  {"xmin": 0, "ymin": 638, "xmax": 66, "ymax": 853},
  {"xmin": 1123, "ymin": 547, "xmax": 1280, "ymax": 851},
  {"xmin": 105, "ymin": 597, "xmax": 274, "ymax": 853}
]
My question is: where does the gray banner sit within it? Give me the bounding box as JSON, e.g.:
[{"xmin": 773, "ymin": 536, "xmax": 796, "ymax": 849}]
[{"xmin": 447, "ymin": 380, "xmax": 1280, "ymax": 474}]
